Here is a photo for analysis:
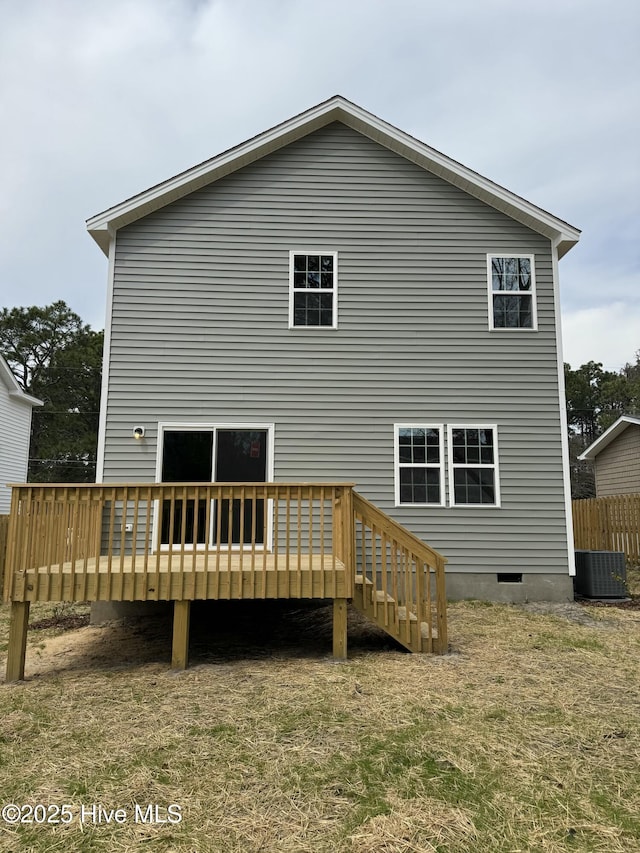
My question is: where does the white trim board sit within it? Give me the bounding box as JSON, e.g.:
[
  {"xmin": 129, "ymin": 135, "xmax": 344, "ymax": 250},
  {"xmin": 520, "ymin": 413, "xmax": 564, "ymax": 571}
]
[
  {"xmin": 552, "ymin": 239, "xmax": 576, "ymax": 576},
  {"xmin": 95, "ymin": 230, "xmax": 116, "ymax": 483}
]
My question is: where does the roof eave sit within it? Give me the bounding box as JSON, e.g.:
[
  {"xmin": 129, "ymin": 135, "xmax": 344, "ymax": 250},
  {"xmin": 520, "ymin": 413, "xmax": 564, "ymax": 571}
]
[
  {"xmin": 8, "ymin": 389, "xmax": 44, "ymax": 407},
  {"xmin": 86, "ymin": 95, "xmax": 581, "ymax": 256},
  {"xmin": 335, "ymin": 104, "xmax": 581, "ymax": 253},
  {"xmin": 87, "ymin": 98, "xmax": 349, "ymax": 255},
  {"xmin": 578, "ymin": 415, "xmax": 640, "ymax": 460},
  {"xmin": 0, "ymin": 356, "xmax": 44, "ymax": 407}
]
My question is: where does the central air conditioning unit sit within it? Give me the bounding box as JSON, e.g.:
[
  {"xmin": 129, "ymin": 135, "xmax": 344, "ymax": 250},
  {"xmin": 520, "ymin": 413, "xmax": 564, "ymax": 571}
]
[{"xmin": 574, "ymin": 550, "xmax": 627, "ymax": 599}]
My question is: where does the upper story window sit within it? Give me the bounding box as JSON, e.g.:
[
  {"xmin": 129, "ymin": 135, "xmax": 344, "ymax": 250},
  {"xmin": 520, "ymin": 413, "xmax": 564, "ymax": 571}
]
[
  {"xmin": 448, "ymin": 425, "xmax": 500, "ymax": 507},
  {"xmin": 487, "ymin": 255, "xmax": 537, "ymax": 330},
  {"xmin": 394, "ymin": 424, "xmax": 444, "ymax": 506},
  {"xmin": 289, "ymin": 252, "xmax": 337, "ymax": 329}
]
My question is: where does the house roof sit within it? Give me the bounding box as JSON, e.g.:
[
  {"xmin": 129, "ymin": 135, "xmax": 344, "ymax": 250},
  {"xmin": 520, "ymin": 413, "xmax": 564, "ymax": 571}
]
[
  {"xmin": 0, "ymin": 354, "xmax": 43, "ymax": 407},
  {"xmin": 87, "ymin": 95, "xmax": 581, "ymax": 258},
  {"xmin": 578, "ymin": 415, "xmax": 640, "ymax": 461}
]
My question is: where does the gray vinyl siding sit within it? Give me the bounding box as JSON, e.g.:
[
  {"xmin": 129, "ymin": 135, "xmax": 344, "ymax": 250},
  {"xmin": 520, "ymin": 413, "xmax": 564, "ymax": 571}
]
[
  {"xmin": 595, "ymin": 427, "xmax": 640, "ymax": 496},
  {"xmin": 102, "ymin": 122, "xmax": 570, "ymax": 576},
  {"xmin": 0, "ymin": 384, "xmax": 33, "ymax": 514}
]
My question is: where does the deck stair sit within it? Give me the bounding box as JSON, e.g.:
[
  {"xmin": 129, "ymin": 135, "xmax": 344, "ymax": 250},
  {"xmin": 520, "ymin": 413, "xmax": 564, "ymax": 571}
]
[
  {"xmin": 353, "ymin": 574, "xmax": 435, "ymax": 653},
  {"xmin": 351, "ymin": 493, "xmax": 448, "ymax": 654}
]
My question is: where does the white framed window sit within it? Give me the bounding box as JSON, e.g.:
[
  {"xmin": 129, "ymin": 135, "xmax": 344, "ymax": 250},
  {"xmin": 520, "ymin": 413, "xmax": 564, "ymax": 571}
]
[
  {"xmin": 289, "ymin": 251, "xmax": 338, "ymax": 328},
  {"xmin": 447, "ymin": 424, "xmax": 500, "ymax": 507},
  {"xmin": 487, "ymin": 255, "xmax": 537, "ymax": 330},
  {"xmin": 394, "ymin": 424, "xmax": 445, "ymax": 506}
]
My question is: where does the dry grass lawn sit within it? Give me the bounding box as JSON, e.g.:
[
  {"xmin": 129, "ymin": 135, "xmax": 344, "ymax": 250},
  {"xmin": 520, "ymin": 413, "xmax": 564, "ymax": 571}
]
[{"xmin": 0, "ymin": 595, "xmax": 638, "ymax": 853}]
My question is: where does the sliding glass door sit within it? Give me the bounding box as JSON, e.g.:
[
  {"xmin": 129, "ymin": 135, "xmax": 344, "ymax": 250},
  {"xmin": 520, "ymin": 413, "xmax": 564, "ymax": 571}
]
[{"xmin": 159, "ymin": 426, "xmax": 269, "ymax": 547}]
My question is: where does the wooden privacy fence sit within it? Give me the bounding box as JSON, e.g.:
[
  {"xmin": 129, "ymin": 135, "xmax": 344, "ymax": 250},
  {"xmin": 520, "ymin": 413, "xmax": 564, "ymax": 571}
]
[{"xmin": 572, "ymin": 494, "xmax": 640, "ymax": 564}]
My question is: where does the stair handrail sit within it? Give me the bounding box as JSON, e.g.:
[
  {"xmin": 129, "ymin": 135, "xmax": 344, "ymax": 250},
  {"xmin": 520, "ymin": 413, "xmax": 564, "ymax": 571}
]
[
  {"xmin": 352, "ymin": 492, "xmax": 447, "ymax": 570},
  {"xmin": 352, "ymin": 491, "xmax": 448, "ymax": 653}
]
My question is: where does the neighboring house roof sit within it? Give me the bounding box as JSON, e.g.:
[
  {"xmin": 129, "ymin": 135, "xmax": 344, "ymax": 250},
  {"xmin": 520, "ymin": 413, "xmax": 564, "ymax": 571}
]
[
  {"xmin": 0, "ymin": 354, "xmax": 43, "ymax": 408},
  {"xmin": 578, "ymin": 415, "xmax": 640, "ymax": 461},
  {"xmin": 87, "ymin": 95, "xmax": 581, "ymax": 258}
]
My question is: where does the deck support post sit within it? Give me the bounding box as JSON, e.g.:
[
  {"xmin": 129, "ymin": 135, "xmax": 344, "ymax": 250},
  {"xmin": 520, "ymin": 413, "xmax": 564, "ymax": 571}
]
[
  {"xmin": 332, "ymin": 598, "xmax": 348, "ymax": 660},
  {"xmin": 434, "ymin": 558, "xmax": 448, "ymax": 654},
  {"xmin": 6, "ymin": 601, "xmax": 30, "ymax": 683},
  {"xmin": 171, "ymin": 600, "xmax": 191, "ymax": 670}
]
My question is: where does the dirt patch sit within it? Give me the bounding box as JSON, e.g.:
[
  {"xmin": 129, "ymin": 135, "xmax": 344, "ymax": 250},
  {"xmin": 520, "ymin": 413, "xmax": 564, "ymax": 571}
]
[
  {"xmin": 19, "ymin": 601, "xmax": 401, "ymax": 679},
  {"xmin": 517, "ymin": 600, "xmax": 615, "ymax": 627},
  {"xmin": 518, "ymin": 595, "xmax": 640, "ymax": 627},
  {"xmin": 580, "ymin": 596, "xmax": 640, "ymax": 611},
  {"xmin": 29, "ymin": 612, "xmax": 90, "ymax": 631}
]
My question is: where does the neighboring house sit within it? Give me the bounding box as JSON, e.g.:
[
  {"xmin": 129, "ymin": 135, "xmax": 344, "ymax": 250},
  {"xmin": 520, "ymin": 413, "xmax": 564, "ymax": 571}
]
[
  {"xmin": 0, "ymin": 354, "xmax": 43, "ymax": 514},
  {"xmin": 86, "ymin": 95, "xmax": 581, "ymax": 603},
  {"xmin": 579, "ymin": 415, "xmax": 640, "ymax": 496}
]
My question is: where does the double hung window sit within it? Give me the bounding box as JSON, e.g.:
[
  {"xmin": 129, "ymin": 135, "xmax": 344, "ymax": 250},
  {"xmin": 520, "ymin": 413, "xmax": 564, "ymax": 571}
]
[
  {"xmin": 448, "ymin": 425, "xmax": 500, "ymax": 506},
  {"xmin": 289, "ymin": 252, "xmax": 337, "ymax": 328},
  {"xmin": 395, "ymin": 425, "xmax": 444, "ymax": 505},
  {"xmin": 488, "ymin": 255, "xmax": 536, "ymax": 330}
]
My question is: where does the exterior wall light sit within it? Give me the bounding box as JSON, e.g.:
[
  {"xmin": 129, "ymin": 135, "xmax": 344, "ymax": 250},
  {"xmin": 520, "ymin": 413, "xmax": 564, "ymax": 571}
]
[{"xmin": 133, "ymin": 426, "xmax": 146, "ymax": 440}]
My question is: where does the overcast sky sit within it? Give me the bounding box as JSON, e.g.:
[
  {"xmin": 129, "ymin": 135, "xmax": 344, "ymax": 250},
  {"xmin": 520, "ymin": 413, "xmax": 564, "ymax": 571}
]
[{"xmin": 1, "ymin": 0, "xmax": 638, "ymax": 371}]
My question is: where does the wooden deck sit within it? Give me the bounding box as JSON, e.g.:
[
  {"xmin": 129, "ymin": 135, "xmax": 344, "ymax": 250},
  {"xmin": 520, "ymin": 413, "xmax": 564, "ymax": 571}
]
[
  {"xmin": 11, "ymin": 553, "xmax": 348, "ymax": 602},
  {"xmin": 2, "ymin": 482, "xmax": 448, "ymax": 680}
]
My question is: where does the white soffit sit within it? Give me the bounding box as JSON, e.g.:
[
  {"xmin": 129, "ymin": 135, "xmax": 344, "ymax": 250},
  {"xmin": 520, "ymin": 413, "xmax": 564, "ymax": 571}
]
[{"xmin": 87, "ymin": 96, "xmax": 581, "ymax": 257}]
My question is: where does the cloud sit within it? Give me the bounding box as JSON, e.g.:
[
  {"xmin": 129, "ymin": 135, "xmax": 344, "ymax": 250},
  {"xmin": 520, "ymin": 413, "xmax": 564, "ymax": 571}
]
[
  {"xmin": 0, "ymin": 0, "xmax": 638, "ymax": 360},
  {"xmin": 562, "ymin": 302, "xmax": 639, "ymax": 371}
]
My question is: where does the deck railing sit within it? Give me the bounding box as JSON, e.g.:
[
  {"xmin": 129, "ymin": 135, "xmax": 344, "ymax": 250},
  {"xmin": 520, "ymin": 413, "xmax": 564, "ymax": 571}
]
[
  {"xmin": 0, "ymin": 514, "xmax": 9, "ymax": 598},
  {"xmin": 353, "ymin": 493, "xmax": 448, "ymax": 653},
  {"xmin": 3, "ymin": 483, "xmax": 355, "ymax": 603}
]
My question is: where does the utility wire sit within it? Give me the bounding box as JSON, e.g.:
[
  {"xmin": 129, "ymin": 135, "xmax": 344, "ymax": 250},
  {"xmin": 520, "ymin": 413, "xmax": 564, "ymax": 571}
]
[{"xmin": 29, "ymin": 459, "xmax": 96, "ymax": 465}]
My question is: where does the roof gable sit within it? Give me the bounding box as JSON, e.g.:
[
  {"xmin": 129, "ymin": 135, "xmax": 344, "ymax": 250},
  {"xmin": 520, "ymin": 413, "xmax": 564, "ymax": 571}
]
[
  {"xmin": 87, "ymin": 96, "xmax": 580, "ymax": 258},
  {"xmin": 0, "ymin": 354, "xmax": 43, "ymax": 408},
  {"xmin": 578, "ymin": 415, "xmax": 640, "ymax": 460}
]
